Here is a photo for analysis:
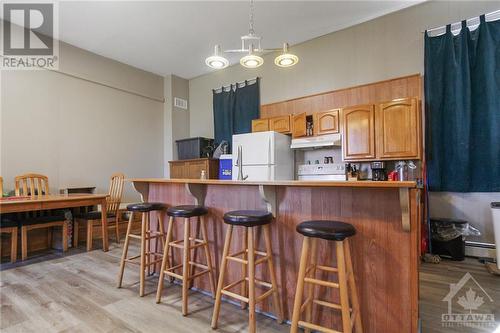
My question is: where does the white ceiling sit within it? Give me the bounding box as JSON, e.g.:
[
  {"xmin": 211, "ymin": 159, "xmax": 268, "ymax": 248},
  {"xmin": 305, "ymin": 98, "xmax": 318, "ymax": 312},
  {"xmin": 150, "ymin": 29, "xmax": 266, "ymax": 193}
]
[{"xmin": 53, "ymin": 1, "xmax": 424, "ymax": 79}]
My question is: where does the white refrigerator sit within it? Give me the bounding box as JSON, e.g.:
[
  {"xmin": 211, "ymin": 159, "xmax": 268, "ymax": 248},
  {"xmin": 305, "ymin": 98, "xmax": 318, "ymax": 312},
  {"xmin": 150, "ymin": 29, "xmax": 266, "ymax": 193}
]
[{"xmin": 232, "ymin": 131, "xmax": 294, "ymax": 181}]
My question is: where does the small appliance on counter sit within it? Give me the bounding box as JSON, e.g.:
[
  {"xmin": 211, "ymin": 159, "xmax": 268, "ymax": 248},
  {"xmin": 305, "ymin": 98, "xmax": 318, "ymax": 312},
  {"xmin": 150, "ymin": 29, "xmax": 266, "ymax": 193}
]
[
  {"xmin": 176, "ymin": 137, "xmax": 214, "ymax": 160},
  {"xmin": 297, "ymin": 163, "xmax": 346, "ymax": 181},
  {"xmin": 232, "ymin": 131, "xmax": 293, "ymax": 181},
  {"xmin": 370, "ymin": 161, "xmax": 387, "ymax": 181}
]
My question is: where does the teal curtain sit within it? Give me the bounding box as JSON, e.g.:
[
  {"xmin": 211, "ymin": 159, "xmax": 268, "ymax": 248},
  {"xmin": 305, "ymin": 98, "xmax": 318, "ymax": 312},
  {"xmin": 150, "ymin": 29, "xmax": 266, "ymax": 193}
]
[
  {"xmin": 425, "ymin": 16, "xmax": 500, "ymax": 192},
  {"xmin": 213, "ymin": 87, "xmax": 235, "ymax": 148},
  {"xmin": 213, "ymin": 79, "xmax": 260, "ymax": 148}
]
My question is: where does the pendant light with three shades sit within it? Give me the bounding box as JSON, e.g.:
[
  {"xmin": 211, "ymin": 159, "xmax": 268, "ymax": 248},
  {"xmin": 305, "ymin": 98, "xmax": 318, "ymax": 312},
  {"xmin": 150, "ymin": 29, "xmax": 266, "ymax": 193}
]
[{"xmin": 205, "ymin": 0, "xmax": 299, "ymax": 70}]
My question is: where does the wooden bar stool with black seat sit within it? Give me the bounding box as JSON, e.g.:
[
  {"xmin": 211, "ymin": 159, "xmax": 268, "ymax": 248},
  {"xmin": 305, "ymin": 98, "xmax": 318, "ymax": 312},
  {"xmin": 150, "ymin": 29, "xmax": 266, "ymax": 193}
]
[
  {"xmin": 290, "ymin": 221, "xmax": 363, "ymax": 333},
  {"xmin": 117, "ymin": 202, "xmax": 167, "ymax": 296},
  {"xmin": 156, "ymin": 205, "xmax": 216, "ymax": 316},
  {"xmin": 211, "ymin": 210, "xmax": 283, "ymax": 333}
]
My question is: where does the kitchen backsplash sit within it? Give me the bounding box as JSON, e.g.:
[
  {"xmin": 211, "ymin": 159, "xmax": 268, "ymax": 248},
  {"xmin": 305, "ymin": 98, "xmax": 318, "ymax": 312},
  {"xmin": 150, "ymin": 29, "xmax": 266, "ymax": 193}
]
[{"xmin": 294, "ymin": 147, "xmax": 422, "ymax": 181}]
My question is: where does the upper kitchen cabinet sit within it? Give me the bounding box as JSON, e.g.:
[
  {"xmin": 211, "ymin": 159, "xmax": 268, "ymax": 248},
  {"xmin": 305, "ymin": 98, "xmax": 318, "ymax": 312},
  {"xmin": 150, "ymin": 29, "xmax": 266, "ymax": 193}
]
[
  {"xmin": 269, "ymin": 115, "xmax": 291, "ymax": 134},
  {"xmin": 343, "ymin": 104, "xmax": 376, "ymax": 161},
  {"xmin": 376, "ymin": 98, "xmax": 421, "ymax": 159},
  {"xmin": 292, "ymin": 112, "xmax": 307, "ymax": 138},
  {"xmin": 314, "ymin": 109, "xmax": 340, "ymax": 136},
  {"xmin": 251, "ymin": 118, "xmax": 269, "ymax": 132}
]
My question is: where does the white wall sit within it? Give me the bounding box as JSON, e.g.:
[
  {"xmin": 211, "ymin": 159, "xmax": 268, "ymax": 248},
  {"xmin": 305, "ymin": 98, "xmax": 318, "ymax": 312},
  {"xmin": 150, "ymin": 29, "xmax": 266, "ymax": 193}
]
[
  {"xmin": 188, "ymin": 1, "xmax": 500, "ymax": 243},
  {"xmin": 1, "ymin": 41, "xmax": 165, "ymax": 201}
]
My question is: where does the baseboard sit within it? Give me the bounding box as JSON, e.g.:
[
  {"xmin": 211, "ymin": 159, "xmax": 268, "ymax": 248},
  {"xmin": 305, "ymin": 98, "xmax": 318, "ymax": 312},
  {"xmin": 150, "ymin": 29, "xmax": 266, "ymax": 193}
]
[{"xmin": 465, "ymin": 241, "xmax": 496, "ymax": 259}]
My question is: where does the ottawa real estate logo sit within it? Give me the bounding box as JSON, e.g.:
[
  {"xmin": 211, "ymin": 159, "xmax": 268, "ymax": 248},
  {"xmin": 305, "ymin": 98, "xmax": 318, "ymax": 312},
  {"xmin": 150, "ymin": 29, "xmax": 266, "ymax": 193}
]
[
  {"xmin": 441, "ymin": 272, "xmax": 496, "ymax": 329},
  {"xmin": 2, "ymin": 2, "xmax": 59, "ymax": 70}
]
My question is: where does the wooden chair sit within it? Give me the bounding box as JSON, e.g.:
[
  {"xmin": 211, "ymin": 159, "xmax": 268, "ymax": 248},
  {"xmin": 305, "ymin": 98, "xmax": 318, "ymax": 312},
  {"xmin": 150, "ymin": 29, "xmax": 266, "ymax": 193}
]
[
  {"xmin": 74, "ymin": 173, "xmax": 125, "ymax": 251},
  {"xmin": 0, "ymin": 176, "xmax": 18, "ymax": 263},
  {"xmin": 15, "ymin": 173, "xmax": 68, "ymax": 261}
]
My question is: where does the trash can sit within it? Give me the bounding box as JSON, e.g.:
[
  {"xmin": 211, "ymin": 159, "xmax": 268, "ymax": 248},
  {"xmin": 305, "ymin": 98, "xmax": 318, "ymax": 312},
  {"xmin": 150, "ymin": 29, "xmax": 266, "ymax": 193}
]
[
  {"xmin": 491, "ymin": 202, "xmax": 500, "ymax": 269},
  {"xmin": 430, "ymin": 217, "xmax": 480, "ymax": 261}
]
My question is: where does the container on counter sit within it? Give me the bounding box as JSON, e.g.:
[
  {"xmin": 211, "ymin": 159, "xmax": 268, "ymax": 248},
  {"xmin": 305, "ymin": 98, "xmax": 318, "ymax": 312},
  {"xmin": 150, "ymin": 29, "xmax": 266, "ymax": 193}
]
[{"xmin": 218, "ymin": 154, "xmax": 232, "ymax": 180}]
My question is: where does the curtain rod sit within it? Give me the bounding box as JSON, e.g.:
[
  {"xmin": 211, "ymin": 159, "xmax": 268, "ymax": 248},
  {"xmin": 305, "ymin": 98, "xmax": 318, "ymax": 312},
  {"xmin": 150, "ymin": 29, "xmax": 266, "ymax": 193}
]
[
  {"xmin": 422, "ymin": 9, "xmax": 500, "ymax": 35},
  {"xmin": 213, "ymin": 77, "xmax": 259, "ymax": 93}
]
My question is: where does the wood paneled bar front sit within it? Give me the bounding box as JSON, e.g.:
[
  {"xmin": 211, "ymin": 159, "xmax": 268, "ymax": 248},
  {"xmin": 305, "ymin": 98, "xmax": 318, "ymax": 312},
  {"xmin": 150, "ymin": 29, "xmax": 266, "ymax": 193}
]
[{"xmin": 129, "ymin": 178, "xmax": 421, "ymax": 333}]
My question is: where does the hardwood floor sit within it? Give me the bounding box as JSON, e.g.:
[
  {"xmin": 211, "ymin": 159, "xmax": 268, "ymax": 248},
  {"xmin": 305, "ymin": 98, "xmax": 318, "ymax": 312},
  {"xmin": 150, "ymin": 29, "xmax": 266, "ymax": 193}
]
[
  {"xmin": 1, "ymin": 242, "xmax": 498, "ymax": 333},
  {"xmin": 0, "ymin": 243, "xmax": 288, "ymax": 333},
  {"xmin": 420, "ymin": 258, "xmax": 500, "ymax": 333}
]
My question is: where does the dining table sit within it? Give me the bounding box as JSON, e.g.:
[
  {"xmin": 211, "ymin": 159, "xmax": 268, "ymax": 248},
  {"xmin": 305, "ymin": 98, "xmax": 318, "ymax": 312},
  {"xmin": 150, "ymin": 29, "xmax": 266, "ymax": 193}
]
[{"xmin": 0, "ymin": 193, "xmax": 110, "ymax": 251}]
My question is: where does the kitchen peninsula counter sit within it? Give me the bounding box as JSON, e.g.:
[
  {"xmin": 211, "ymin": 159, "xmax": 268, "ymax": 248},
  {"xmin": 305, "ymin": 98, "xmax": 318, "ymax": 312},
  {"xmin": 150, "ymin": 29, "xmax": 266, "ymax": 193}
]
[
  {"xmin": 129, "ymin": 178, "xmax": 421, "ymax": 332},
  {"xmin": 129, "ymin": 178, "xmax": 416, "ymax": 188}
]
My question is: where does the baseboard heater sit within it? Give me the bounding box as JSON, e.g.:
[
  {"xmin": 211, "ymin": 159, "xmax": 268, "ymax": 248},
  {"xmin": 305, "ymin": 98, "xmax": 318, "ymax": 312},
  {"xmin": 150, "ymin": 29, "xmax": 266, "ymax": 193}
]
[{"xmin": 465, "ymin": 241, "xmax": 496, "ymax": 259}]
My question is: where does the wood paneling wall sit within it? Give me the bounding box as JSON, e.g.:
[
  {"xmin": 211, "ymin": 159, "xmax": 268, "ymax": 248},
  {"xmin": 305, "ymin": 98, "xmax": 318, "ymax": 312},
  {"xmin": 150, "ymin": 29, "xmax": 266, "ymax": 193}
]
[{"xmin": 261, "ymin": 74, "xmax": 422, "ymax": 118}]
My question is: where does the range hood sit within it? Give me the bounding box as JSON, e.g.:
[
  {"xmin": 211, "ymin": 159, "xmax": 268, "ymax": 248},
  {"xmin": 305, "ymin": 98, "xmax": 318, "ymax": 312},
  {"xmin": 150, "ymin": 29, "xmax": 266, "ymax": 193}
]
[{"xmin": 290, "ymin": 133, "xmax": 342, "ymax": 149}]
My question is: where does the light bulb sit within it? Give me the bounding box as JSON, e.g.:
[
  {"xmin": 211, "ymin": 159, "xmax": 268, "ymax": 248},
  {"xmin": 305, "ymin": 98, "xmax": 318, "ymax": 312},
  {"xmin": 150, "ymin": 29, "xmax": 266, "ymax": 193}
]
[
  {"xmin": 274, "ymin": 42, "xmax": 299, "ymax": 68},
  {"xmin": 205, "ymin": 45, "xmax": 229, "ymax": 69},
  {"xmin": 240, "ymin": 54, "xmax": 263, "ymax": 68}
]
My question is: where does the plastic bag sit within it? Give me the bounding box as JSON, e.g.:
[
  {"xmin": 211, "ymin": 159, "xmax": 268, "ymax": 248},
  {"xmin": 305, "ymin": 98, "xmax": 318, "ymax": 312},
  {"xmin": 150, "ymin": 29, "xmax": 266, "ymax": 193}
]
[{"xmin": 431, "ymin": 219, "xmax": 481, "ymax": 242}]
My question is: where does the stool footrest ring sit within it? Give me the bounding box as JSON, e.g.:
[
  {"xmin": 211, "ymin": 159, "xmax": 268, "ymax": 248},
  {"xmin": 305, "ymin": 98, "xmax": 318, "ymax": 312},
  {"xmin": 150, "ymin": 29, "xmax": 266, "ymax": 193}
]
[
  {"xmin": 304, "ymin": 277, "xmax": 339, "ymax": 289},
  {"xmin": 298, "ymin": 320, "xmax": 341, "ymax": 333}
]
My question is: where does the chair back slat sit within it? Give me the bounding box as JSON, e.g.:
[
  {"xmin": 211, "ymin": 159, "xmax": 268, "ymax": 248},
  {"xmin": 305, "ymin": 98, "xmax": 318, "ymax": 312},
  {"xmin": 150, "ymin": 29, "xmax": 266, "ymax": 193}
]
[
  {"xmin": 15, "ymin": 173, "xmax": 49, "ymax": 196},
  {"xmin": 106, "ymin": 173, "xmax": 125, "ymax": 214}
]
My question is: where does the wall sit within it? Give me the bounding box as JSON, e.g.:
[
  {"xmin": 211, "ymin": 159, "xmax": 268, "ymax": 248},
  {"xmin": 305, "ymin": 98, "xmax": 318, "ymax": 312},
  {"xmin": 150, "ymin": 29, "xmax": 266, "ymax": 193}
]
[
  {"xmin": 188, "ymin": 1, "xmax": 500, "ymax": 243},
  {"xmin": 1, "ymin": 41, "xmax": 165, "ymax": 201},
  {"xmin": 163, "ymin": 74, "xmax": 190, "ymax": 177}
]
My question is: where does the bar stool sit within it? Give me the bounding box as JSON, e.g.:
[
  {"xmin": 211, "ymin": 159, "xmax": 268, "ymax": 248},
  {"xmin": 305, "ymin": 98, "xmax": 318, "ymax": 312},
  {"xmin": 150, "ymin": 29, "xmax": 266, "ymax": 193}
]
[
  {"xmin": 156, "ymin": 205, "xmax": 216, "ymax": 316},
  {"xmin": 211, "ymin": 210, "xmax": 283, "ymax": 333},
  {"xmin": 290, "ymin": 221, "xmax": 363, "ymax": 333},
  {"xmin": 117, "ymin": 202, "xmax": 167, "ymax": 296}
]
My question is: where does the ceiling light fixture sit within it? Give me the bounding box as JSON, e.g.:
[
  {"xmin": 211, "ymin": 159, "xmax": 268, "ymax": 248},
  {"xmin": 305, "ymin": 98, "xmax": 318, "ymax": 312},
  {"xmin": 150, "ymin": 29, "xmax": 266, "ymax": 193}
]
[
  {"xmin": 205, "ymin": 0, "xmax": 299, "ymax": 70},
  {"xmin": 275, "ymin": 43, "xmax": 299, "ymax": 67},
  {"xmin": 205, "ymin": 45, "xmax": 229, "ymax": 69},
  {"xmin": 240, "ymin": 45, "xmax": 264, "ymax": 68}
]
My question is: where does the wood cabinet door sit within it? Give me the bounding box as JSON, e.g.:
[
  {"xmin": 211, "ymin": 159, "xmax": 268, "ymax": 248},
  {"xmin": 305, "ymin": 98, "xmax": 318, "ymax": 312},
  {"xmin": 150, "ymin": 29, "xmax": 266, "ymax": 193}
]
[
  {"xmin": 314, "ymin": 109, "xmax": 340, "ymax": 136},
  {"xmin": 376, "ymin": 98, "xmax": 420, "ymax": 159},
  {"xmin": 252, "ymin": 119, "xmax": 269, "ymax": 132},
  {"xmin": 187, "ymin": 160, "xmax": 208, "ymax": 179},
  {"xmin": 269, "ymin": 115, "xmax": 291, "ymax": 133},
  {"xmin": 169, "ymin": 162, "xmax": 185, "ymax": 179},
  {"xmin": 292, "ymin": 112, "xmax": 307, "ymax": 138},
  {"xmin": 342, "ymin": 105, "xmax": 376, "ymax": 160}
]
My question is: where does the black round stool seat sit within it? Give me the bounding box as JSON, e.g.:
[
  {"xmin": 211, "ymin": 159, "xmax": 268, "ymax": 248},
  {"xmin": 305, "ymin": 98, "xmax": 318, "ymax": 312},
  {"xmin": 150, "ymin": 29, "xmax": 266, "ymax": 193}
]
[
  {"xmin": 167, "ymin": 205, "xmax": 208, "ymax": 218},
  {"xmin": 296, "ymin": 221, "xmax": 356, "ymax": 241},
  {"xmin": 127, "ymin": 202, "xmax": 167, "ymax": 212},
  {"xmin": 223, "ymin": 210, "xmax": 273, "ymax": 227}
]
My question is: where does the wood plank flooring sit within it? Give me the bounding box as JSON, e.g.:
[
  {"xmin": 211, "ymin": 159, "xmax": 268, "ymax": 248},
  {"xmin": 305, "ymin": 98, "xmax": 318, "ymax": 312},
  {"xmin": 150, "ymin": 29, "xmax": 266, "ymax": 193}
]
[
  {"xmin": 0, "ymin": 243, "xmax": 288, "ymax": 333},
  {"xmin": 1, "ymin": 243, "xmax": 499, "ymax": 333},
  {"xmin": 420, "ymin": 258, "xmax": 500, "ymax": 333}
]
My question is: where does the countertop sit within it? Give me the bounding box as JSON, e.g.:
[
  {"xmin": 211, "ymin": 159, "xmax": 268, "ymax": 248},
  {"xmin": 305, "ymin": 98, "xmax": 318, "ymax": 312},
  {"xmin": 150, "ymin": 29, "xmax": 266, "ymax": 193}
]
[{"xmin": 127, "ymin": 178, "xmax": 416, "ymax": 188}]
